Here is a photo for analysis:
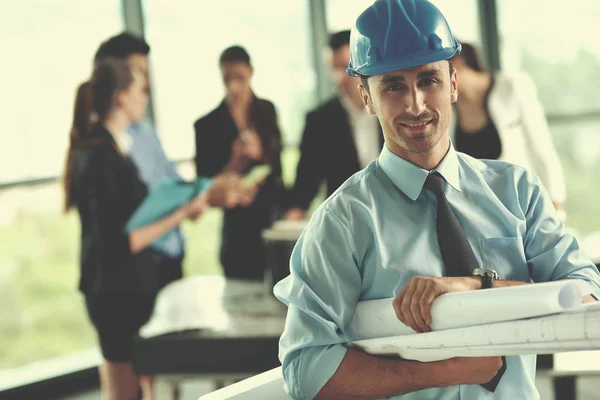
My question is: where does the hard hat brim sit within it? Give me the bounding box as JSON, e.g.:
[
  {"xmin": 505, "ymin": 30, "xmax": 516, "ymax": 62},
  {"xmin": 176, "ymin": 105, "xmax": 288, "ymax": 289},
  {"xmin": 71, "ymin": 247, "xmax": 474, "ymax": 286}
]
[{"xmin": 347, "ymin": 47, "xmax": 460, "ymax": 77}]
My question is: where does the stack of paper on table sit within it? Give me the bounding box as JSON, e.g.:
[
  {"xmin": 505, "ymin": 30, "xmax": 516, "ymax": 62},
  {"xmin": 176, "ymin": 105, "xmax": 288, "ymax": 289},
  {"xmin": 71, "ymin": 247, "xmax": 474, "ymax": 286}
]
[{"xmin": 350, "ymin": 280, "xmax": 600, "ymax": 361}]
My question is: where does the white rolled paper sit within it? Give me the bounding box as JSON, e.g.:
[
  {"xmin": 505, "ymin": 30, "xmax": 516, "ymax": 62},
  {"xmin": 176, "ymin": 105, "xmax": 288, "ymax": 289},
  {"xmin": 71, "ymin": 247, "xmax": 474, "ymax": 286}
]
[
  {"xmin": 349, "ymin": 280, "xmax": 593, "ymax": 340},
  {"xmin": 353, "ymin": 302, "xmax": 600, "ymax": 362}
]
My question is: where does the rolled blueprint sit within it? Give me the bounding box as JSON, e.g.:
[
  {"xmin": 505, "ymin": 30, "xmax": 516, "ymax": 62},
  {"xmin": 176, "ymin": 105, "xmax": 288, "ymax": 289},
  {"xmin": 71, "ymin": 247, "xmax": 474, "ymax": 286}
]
[
  {"xmin": 349, "ymin": 280, "xmax": 594, "ymax": 339},
  {"xmin": 353, "ymin": 302, "xmax": 600, "ymax": 362}
]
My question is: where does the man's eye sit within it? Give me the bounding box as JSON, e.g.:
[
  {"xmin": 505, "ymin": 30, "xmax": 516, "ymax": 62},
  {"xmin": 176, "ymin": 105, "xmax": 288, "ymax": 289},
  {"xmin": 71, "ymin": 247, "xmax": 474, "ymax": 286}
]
[
  {"xmin": 386, "ymin": 84, "xmax": 403, "ymax": 92},
  {"xmin": 420, "ymin": 78, "xmax": 438, "ymax": 86}
]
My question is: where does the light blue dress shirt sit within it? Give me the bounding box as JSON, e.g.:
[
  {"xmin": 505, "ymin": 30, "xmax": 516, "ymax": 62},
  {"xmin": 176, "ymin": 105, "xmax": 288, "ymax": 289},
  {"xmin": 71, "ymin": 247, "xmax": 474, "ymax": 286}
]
[
  {"xmin": 274, "ymin": 143, "xmax": 600, "ymax": 400},
  {"xmin": 128, "ymin": 120, "xmax": 185, "ymax": 258}
]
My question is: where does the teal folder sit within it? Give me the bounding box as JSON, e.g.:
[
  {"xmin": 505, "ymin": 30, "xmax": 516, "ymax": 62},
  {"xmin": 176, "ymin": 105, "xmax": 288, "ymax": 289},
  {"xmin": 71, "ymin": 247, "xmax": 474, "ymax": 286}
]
[{"xmin": 125, "ymin": 177, "xmax": 212, "ymax": 251}]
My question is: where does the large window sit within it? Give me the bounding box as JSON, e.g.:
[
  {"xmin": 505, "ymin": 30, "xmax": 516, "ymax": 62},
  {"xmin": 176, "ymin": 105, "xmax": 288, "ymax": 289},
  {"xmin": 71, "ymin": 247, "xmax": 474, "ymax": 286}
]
[
  {"xmin": 0, "ymin": 0, "xmax": 123, "ymax": 184},
  {"xmin": 0, "ymin": 0, "xmax": 123, "ymax": 375},
  {"xmin": 143, "ymin": 0, "xmax": 316, "ymax": 157},
  {"xmin": 498, "ymin": 0, "xmax": 600, "ymax": 236},
  {"xmin": 142, "ymin": 1, "xmax": 315, "ymax": 279}
]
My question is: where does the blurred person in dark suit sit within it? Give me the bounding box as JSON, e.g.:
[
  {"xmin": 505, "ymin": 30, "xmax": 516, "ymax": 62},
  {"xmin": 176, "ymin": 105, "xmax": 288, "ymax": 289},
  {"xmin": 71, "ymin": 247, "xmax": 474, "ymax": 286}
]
[
  {"xmin": 194, "ymin": 45, "xmax": 284, "ymax": 281},
  {"xmin": 284, "ymin": 30, "xmax": 384, "ymax": 221},
  {"xmin": 63, "ymin": 59, "xmax": 254, "ymax": 400}
]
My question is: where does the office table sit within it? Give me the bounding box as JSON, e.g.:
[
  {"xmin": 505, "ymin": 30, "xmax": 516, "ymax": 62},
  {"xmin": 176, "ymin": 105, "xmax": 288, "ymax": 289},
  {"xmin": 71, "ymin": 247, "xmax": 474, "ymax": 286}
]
[{"xmin": 132, "ymin": 275, "xmax": 286, "ymax": 398}]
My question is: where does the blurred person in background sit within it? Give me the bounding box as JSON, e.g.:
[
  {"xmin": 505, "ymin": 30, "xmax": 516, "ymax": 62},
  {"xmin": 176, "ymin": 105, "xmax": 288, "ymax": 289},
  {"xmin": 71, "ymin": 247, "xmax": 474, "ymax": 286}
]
[
  {"xmin": 94, "ymin": 32, "xmax": 189, "ymax": 288},
  {"xmin": 284, "ymin": 30, "xmax": 383, "ymax": 221},
  {"xmin": 194, "ymin": 45, "xmax": 284, "ymax": 281},
  {"xmin": 63, "ymin": 59, "xmax": 255, "ymax": 400},
  {"xmin": 451, "ymin": 42, "xmax": 566, "ymax": 217}
]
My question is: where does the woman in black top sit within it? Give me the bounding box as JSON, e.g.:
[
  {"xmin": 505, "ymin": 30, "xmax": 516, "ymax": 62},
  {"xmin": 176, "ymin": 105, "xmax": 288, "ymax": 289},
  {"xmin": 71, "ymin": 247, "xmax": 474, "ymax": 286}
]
[
  {"xmin": 194, "ymin": 46, "xmax": 284, "ymax": 281},
  {"xmin": 64, "ymin": 59, "xmax": 254, "ymax": 399},
  {"xmin": 451, "ymin": 42, "xmax": 502, "ymax": 160},
  {"xmin": 451, "ymin": 42, "xmax": 565, "ymax": 214}
]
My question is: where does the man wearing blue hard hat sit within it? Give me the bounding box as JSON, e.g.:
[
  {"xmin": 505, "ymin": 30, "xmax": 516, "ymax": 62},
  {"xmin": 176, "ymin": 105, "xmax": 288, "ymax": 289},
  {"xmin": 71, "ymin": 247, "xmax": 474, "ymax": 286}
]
[{"xmin": 274, "ymin": 0, "xmax": 600, "ymax": 399}]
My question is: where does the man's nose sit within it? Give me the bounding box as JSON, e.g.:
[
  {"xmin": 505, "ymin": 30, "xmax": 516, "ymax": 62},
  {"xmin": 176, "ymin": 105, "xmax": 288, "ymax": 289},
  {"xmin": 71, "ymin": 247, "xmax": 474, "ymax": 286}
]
[{"xmin": 405, "ymin": 88, "xmax": 426, "ymax": 117}]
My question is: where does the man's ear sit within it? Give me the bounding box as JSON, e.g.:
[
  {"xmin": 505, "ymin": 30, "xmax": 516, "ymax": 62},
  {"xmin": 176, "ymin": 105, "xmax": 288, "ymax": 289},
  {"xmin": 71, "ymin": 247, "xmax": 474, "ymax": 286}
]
[
  {"xmin": 450, "ymin": 68, "xmax": 458, "ymax": 103},
  {"xmin": 359, "ymin": 84, "xmax": 376, "ymax": 115}
]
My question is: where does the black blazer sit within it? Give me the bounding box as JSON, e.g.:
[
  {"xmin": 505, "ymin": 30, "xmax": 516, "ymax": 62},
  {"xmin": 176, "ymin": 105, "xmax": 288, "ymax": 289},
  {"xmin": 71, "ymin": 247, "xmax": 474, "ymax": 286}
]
[
  {"xmin": 287, "ymin": 96, "xmax": 384, "ymax": 210},
  {"xmin": 71, "ymin": 125, "xmax": 148, "ymax": 294},
  {"xmin": 194, "ymin": 96, "xmax": 284, "ymax": 280}
]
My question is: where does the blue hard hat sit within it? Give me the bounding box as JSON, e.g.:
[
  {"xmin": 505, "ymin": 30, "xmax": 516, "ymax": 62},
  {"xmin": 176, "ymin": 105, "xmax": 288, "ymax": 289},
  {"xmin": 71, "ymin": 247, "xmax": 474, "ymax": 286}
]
[{"xmin": 347, "ymin": 0, "xmax": 461, "ymax": 77}]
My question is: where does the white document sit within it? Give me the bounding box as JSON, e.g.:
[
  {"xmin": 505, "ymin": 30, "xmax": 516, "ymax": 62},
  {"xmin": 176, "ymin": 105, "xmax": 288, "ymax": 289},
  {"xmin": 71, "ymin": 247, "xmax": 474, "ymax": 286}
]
[
  {"xmin": 349, "ymin": 280, "xmax": 594, "ymax": 340},
  {"xmin": 353, "ymin": 302, "xmax": 600, "ymax": 362}
]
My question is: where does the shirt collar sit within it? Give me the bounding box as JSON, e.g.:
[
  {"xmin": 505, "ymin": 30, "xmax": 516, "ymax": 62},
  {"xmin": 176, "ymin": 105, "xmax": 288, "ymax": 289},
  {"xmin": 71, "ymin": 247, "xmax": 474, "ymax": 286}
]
[
  {"xmin": 378, "ymin": 141, "xmax": 461, "ymax": 201},
  {"xmin": 113, "ymin": 130, "xmax": 133, "ymax": 154}
]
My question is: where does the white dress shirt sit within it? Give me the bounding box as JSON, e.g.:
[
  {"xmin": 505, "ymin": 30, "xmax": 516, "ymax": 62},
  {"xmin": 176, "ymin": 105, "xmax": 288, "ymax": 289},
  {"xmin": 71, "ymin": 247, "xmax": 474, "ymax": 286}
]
[{"xmin": 340, "ymin": 94, "xmax": 381, "ymax": 169}]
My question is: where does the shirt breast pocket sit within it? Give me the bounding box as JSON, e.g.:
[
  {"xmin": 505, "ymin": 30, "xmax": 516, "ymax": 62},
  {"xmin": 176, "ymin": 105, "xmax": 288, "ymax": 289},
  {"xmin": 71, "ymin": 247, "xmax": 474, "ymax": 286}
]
[{"xmin": 478, "ymin": 236, "xmax": 530, "ymax": 282}]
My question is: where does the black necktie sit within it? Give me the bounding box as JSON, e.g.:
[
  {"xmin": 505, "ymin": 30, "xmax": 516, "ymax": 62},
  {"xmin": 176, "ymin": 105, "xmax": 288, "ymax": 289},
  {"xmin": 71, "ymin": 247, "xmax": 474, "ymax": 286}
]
[{"xmin": 424, "ymin": 172, "xmax": 506, "ymax": 392}]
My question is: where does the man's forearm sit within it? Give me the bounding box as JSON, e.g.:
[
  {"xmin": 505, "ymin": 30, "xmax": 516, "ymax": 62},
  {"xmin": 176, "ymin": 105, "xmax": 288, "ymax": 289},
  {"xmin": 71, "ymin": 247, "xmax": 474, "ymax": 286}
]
[
  {"xmin": 462, "ymin": 275, "xmax": 528, "ymax": 290},
  {"xmin": 314, "ymin": 348, "xmax": 458, "ymax": 400}
]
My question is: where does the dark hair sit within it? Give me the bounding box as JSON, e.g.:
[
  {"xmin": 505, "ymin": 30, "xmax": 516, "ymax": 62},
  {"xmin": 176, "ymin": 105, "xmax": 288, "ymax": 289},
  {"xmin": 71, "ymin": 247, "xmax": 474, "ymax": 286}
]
[
  {"xmin": 360, "ymin": 61, "xmax": 454, "ymax": 94},
  {"xmin": 63, "ymin": 58, "xmax": 134, "ymax": 211},
  {"xmin": 94, "ymin": 32, "xmax": 150, "ymax": 64},
  {"xmin": 329, "ymin": 30, "xmax": 351, "ymax": 51},
  {"xmin": 219, "ymin": 45, "xmax": 252, "ymax": 66},
  {"xmin": 455, "ymin": 42, "xmax": 486, "ymax": 72}
]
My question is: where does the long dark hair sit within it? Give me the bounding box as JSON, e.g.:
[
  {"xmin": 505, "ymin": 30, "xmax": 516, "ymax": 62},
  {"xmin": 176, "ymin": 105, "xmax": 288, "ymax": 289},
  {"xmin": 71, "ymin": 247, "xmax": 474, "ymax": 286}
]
[{"xmin": 63, "ymin": 58, "xmax": 133, "ymax": 212}]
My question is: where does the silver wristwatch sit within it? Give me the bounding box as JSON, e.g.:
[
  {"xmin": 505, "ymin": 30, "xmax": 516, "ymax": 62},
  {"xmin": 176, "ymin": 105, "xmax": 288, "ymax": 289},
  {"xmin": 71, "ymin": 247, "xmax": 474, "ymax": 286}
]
[{"xmin": 472, "ymin": 268, "xmax": 501, "ymax": 289}]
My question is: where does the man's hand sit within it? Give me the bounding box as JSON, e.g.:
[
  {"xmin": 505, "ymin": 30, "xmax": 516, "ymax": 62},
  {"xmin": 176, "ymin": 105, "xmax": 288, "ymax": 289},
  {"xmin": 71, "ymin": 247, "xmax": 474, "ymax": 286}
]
[
  {"xmin": 584, "ymin": 294, "xmax": 598, "ymax": 303},
  {"xmin": 284, "ymin": 208, "xmax": 306, "ymax": 221},
  {"xmin": 180, "ymin": 193, "xmax": 208, "ymax": 221},
  {"xmin": 205, "ymin": 173, "xmax": 259, "ymax": 209},
  {"xmin": 223, "ymin": 130, "xmax": 264, "ymax": 174},
  {"xmin": 238, "ymin": 184, "xmax": 258, "ymax": 207},
  {"xmin": 223, "ymin": 138, "xmax": 251, "ymax": 173},
  {"xmin": 445, "ymin": 357, "xmax": 504, "ymax": 386},
  {"xmin": 393, "ymin": 276, "xmax": 480, "ymax": 333},
  {"xmin": 206, "ymin": 174, "xmax": 244, "ymax": 208}
]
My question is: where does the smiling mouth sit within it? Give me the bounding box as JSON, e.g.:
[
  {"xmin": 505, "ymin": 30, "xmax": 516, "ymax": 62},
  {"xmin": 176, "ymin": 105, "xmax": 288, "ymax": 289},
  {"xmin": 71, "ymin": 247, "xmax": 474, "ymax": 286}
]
[{"xmin": 399, "ymin": 120, "xmax": 433, "ymax": 128}]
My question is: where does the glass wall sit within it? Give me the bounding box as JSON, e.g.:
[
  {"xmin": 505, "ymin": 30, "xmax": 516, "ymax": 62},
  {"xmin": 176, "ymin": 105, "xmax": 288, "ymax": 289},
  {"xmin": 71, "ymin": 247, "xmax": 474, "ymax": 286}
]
[
  {"xmin": 498, "ymin": 0, "xmax": 600, "ymax": 236},
  {"xmin": 0, "ymin": 0, "xmax": 123, "ymax": 373},
  {"xmin": 142, "ymin": 0, "xmax": 316, "ymax": 277},
  {"xmin": 0, "ymin": 0, "xmax": 123, "ymax": 184}
]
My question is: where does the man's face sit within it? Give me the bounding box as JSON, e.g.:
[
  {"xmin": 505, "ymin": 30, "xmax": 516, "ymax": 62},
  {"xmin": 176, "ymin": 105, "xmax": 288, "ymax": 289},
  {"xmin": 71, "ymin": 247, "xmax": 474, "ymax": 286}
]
[
  {"xmin": 331, "ymin": 44, "xmax": 360, "ymax": 98},
  {"xmin": 126, "ymin": 53, "xmax": 149, "ymax": 84},
  {"xmin": 360, "ymin": 61, "xmax": 458, "ymax": 158}
]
